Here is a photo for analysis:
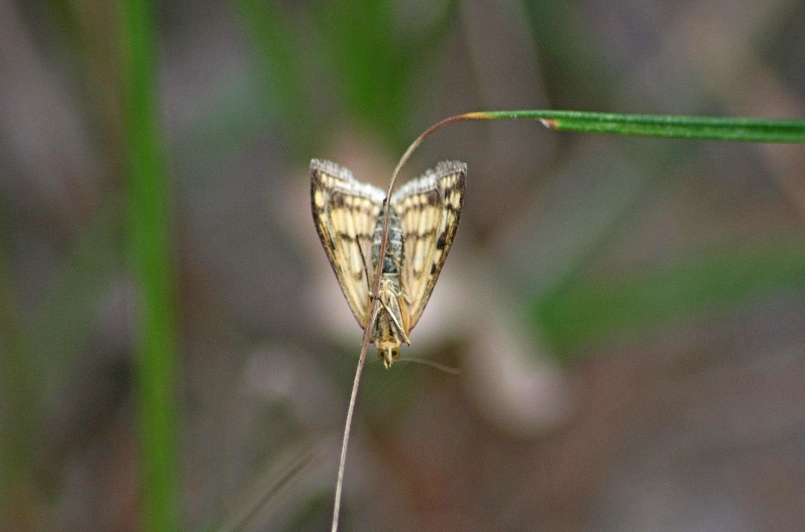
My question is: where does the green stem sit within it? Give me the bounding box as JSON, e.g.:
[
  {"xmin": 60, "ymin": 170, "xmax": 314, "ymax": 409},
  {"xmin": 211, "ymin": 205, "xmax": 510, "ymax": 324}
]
[{"xmin": 118, "ymin": 1, "xmax": 180, "ymax": 531}]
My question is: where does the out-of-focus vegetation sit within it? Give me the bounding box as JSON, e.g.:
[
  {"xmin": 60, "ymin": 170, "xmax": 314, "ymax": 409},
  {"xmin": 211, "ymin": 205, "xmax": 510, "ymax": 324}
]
[{"xmin": 1, "ymin": 1, "xmax": 804, "ymax": 531}]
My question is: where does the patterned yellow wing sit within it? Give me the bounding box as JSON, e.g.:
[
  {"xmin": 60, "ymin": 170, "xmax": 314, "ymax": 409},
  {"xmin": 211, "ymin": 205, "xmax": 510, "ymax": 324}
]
[
  {"xmin": 391, "ymin": 161, "xmax": 466, "ymax": 331},
  {"xmin": 311, "ymin": 159, "xmax": 386, "ymax": 328}
]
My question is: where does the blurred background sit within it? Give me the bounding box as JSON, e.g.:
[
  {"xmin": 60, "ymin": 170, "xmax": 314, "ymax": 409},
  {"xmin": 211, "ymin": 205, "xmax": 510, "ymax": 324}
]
[{"xmin": 2, "ymin": 0, "xmax": 805, "ymax": 530}]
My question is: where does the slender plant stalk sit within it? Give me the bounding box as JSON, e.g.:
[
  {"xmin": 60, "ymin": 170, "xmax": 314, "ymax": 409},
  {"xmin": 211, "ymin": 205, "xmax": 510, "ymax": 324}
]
[
  {"xmin": 330, "ymin": 108, "xmax": 805, "ymax": 531},
  {"xmin": 118, "ymin": 1, "xmax": 180, "ymax": 532}
]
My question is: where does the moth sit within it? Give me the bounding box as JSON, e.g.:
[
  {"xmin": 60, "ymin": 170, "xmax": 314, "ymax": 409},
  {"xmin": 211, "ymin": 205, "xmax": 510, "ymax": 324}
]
[{"xmin": 311, "ymin": 159, "xmax": 466, "ymax": 368}]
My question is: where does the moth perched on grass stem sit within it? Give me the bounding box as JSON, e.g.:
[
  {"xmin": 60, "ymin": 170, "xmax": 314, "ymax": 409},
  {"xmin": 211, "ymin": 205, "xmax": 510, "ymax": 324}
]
[{"xmin": 311, "ymin": 159, "xmax": 466, "ymax": 367}]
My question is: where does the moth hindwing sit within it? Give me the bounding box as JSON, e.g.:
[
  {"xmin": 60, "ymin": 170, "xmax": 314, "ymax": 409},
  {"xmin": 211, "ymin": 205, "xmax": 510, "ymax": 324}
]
[{"xmin": 310, "ymin": 159, "xmax": 466, "ymax": 367}]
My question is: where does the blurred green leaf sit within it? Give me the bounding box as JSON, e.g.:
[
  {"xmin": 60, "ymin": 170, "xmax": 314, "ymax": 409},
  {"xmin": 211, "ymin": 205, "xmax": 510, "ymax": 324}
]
[
  {"xmin": 235, "ymin": 0, "xmax": 312, "ymax": 146},
  {"xmin": 535, "ymin": 235, "xmax": 805, "ymax": 352},
  {"xmin": 235, "ymin": 0, "xmax": 457, "ymax": 153},
  {"xmin": 0, "ymin": 221, "xmax": 39, "ymax": 532},
  {"xmin": 522, "ymin": 0, "xmax": 615, "ymax": 110}
]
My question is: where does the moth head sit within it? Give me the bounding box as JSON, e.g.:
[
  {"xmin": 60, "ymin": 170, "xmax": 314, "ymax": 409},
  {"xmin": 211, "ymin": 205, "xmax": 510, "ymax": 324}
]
[{"xmin": 378, "ymin": 346, "xmax": 400, "ymax": 369}]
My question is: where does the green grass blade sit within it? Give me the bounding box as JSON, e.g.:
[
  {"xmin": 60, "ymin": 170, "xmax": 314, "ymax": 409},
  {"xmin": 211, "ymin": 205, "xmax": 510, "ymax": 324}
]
[
  {"xmin": 466, "ymin": 110, "xmax": 805, "ymax": 142},
  {"xmin": 118, "ymin": 1, "xmax": 180, "ymax": 531},
  {"xmin": 393, "ymin": 109, "xmax": 804, "ymax": 186}
]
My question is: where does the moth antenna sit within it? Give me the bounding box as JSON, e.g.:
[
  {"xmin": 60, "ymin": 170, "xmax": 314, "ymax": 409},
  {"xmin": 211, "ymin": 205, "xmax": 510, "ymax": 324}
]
[{"xmin": 396, "ymin": 357, "xmax": 461, "ymax": 375}]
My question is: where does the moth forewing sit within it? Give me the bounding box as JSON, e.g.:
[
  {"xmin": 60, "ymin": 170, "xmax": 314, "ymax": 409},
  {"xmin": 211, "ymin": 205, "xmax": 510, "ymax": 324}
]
[
  {"xmin": 399, "ymin": 289, "xmax": 411, "ymax": 334},
  {"xmin": 392, "ymin": 161, "xmax": 466, "ymax": 332},
  {"xmin": 310, "ymin": 159, "xmax": 385, "ymax": 328}
]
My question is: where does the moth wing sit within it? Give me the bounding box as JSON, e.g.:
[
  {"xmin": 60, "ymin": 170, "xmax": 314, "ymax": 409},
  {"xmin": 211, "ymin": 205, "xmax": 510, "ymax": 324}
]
[
  {"xmin": 391, "ymin": 161, "xmax": 466, "ymax": 332},
  {"xmin": 311, "ymin": 159, "xmax": 386, "ymax": 328}
]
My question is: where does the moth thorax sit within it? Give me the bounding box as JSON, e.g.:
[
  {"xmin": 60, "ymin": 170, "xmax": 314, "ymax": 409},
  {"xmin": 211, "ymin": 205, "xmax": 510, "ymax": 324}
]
[{"xmin": 371, "ymin": 204, "xmax": 404, "ymax": 275}]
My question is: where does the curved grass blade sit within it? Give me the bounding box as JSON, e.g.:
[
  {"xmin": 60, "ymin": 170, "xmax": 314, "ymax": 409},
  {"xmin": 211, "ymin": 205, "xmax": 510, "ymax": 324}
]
[{"xmin": 466, "ymin": 110, "xmax": 805, "ymax": 143}]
